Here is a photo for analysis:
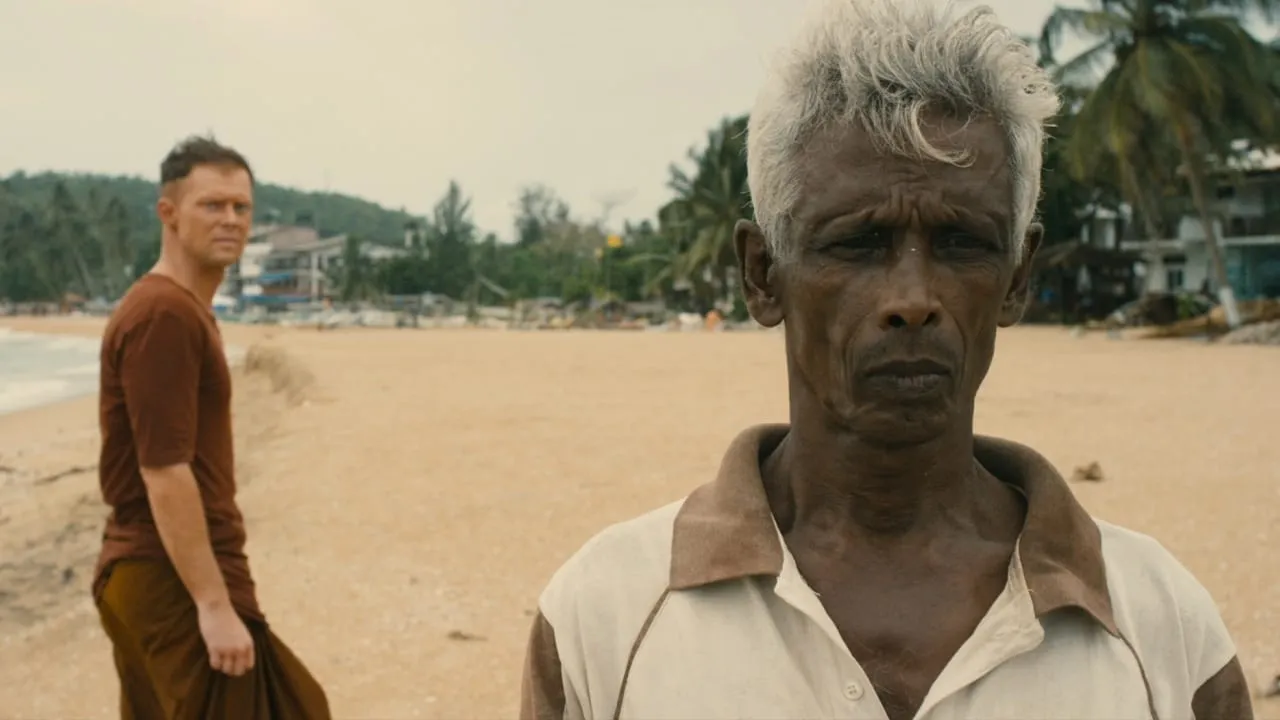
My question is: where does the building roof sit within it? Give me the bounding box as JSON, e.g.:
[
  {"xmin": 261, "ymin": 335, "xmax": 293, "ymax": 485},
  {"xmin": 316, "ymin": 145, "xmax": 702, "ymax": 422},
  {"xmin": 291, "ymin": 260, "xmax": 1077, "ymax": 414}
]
[
  {"xmin": 292, "ymin": 235, "xmax": 348, "ymax": 253},
  {"xmin": 249, "ymin": 225, "xmax": 322, "ymax": 251}
]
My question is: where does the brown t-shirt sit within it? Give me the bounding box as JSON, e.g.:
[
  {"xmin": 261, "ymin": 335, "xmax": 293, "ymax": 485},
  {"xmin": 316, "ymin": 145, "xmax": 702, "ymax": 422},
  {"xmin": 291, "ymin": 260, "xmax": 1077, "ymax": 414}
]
[{"xmin": 92, "ymin": 273, "xmax": 261, "ymax": 621}]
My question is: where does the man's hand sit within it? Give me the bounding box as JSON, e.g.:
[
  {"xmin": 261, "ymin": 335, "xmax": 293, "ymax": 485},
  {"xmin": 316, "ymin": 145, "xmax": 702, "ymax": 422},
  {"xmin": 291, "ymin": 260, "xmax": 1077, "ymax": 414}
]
[{"xmin": 198, "ymin": 601, "xmax": 255, "ymax": 676}]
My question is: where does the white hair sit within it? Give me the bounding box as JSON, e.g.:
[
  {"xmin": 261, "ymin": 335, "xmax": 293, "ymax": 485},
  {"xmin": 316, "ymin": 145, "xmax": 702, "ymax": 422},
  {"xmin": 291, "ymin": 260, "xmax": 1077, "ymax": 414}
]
[{"xmin": 746, "ymin": 0, "xmax": 1059, "ymax": 260}]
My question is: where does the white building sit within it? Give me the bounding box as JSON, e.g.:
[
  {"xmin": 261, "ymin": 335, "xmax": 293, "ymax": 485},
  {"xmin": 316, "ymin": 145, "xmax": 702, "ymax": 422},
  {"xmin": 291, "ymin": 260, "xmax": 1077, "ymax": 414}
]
[
  {"xmin": 1121, "ymin": 146, "xmax": 1280, "ymax": 299},
  {"xmin": 218, "ymin": 224, "xmax": 409, "ymax": 308}
]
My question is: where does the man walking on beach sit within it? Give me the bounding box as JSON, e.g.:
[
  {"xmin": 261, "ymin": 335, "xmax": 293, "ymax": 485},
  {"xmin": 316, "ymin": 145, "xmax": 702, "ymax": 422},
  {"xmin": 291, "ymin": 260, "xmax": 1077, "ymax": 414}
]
[
  {"xmin": 94, "ymin": 136, "xmax": 329, "ymax": 718},
  {"xmin": 519, "ymin": 1, "xmax": 1254, "ymax": 719}
]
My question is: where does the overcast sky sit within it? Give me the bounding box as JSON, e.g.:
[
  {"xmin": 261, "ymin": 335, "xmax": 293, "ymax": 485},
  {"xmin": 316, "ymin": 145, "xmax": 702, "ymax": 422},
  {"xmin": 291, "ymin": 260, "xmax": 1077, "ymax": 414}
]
[{"xmin": 4, "ymin": 0, "xmax": 1080, "ymax": 239}]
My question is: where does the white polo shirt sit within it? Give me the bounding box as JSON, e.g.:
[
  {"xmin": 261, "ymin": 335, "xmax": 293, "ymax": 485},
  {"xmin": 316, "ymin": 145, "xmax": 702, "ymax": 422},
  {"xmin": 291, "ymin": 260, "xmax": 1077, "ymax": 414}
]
[{"xmin": 520, "ymin": 425, "xmax": 1252, "ymax": 720}]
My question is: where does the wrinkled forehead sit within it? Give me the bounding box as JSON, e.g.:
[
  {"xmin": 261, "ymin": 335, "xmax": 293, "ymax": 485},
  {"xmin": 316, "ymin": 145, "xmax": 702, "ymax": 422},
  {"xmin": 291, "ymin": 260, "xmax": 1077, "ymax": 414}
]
[
  {"xmin": 168, "ymin": 164, "xmax": 254, "ymax": 203},
  {"xmin": 791, "ymin": 116, "xmax": 1013, "ymax": 232}
]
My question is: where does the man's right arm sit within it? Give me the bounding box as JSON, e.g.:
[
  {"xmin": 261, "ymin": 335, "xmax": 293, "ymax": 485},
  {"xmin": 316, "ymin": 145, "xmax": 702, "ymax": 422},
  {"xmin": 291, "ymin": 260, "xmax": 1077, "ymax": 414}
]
[
  {"xmin": 120, "ymin": 306, "xmax": 253, "ymax": 676},
  {"xmin": 139, "ymin": 464, "xmax": 233, "ymax": 612}
]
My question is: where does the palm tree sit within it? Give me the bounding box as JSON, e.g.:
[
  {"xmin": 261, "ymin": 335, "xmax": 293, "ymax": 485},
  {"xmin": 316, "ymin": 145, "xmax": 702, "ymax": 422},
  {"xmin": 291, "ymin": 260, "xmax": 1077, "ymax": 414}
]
[
  {"xmin": 1042, "ymin": 0, "xmax": 1280, "ymax": 327},
  {"xmin": 89, "ymin": 194, "xmax": 134, "ymax": 299},
  {"xmin": 659, "ymin": 114, "xmax": 752, "ymax": 310},
  {"xmin": 1030, "ymin": 41, "xmax": 1129, "ymax": 246},
  {"xmin": 330, "ymin": 236, "xmax": 380, "ymax": 303},
  {"xmin": 625, "ymin": 246, "xmax": 681, "ymax": 300},
  {"xmin": 44, "ymin": 181, "xmax": 99, "ymax": 299},
  {"xmin": 424, "ymin": 180, "xmax": 477, "ymax": 300},
  {"xmin": 0, "ymin": 188, "xmax": 54, "ymax": 301},
  {"xmin": 4, "ymin": 208, "xmax": 60, "ymax": 300}
]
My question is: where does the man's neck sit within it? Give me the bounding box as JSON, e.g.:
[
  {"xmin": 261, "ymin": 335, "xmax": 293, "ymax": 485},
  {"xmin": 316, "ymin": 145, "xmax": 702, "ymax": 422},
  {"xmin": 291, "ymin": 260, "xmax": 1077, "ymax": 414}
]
[
  {"xmin": 151, "ymin": 250, "xmax": 223, "ymax": 307},
  {"xmin": 762, "ymin": 403, "xmax": 1016, "ymax": 547}
]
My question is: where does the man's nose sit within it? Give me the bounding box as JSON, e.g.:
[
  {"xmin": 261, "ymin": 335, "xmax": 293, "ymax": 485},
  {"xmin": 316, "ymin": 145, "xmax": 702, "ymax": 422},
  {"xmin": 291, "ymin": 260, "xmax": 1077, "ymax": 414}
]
[{"xmin": 877, "ymin": 243, "xmax": 942, "ymax": 330}]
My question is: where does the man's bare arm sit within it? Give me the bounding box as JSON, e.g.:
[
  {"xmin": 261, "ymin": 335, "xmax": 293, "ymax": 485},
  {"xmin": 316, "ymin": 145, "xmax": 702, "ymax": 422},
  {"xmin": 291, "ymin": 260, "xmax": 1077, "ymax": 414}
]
[
  {"xmin": 142, "ymin": 462, "xmax": 255, "ymax": 676},
  {"xmin": 141, "ymin": 463, "xmax": 231, "ymax": 610}
]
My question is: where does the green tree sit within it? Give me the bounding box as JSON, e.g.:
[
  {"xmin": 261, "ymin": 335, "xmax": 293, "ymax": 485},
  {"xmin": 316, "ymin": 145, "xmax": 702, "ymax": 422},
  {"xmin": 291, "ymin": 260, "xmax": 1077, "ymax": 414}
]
[
  {"xmin": 378, "ymin": 254, "xmax": 433, "ymax": 295},
  {"xmin": 424, "ymin": 180, "xmax": 476, "ymax": 299},
  {"xmin": 0, "ymin": 197, "xmax": 53, "ymax": 301},
  {"xmin": 94, "ymin": 195, "xmax": 135, "ymax": 298},
  {"xmin": 1026, "ymin": 37, "xmax": 1127, "ymax": 247},
  {"xmin": 513, "ymin": 185, "xmax": 569, "ymax": 248},
  {"xmin": 330, "ymin": 236, "xmax": 380, "ymax": 303},
  {"xmin": 45, "ymin": 181, "xmax": 99, "ymax": 297},
  {"xmin": 1042, "ymin": 0, "xmax": 1280, "ymax": 326},
  {"xmin": 460, "ymin": 232, "xmax": 510, "ymax": 319},
  {"xmin": 653, "ymin": 114, "xmax": 752, "ymax": 311}
]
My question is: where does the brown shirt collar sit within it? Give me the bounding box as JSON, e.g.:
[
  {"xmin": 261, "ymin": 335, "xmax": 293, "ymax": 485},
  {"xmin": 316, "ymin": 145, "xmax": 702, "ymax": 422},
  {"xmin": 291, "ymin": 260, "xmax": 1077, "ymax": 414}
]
[{"xmin": 668, "ymin": 424, "xmax": 1118, "ymax": 636}]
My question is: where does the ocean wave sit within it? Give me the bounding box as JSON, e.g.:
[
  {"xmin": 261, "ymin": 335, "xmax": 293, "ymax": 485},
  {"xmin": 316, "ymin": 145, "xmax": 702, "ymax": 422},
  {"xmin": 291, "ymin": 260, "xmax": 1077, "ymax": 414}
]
[
  {"xmin": 1, "ymin": 331, "xmax": 244, "ymax": 415},
  {"xmin": 0, "ymin": 378, "xmax": 79, "ymax": 415},
  {"xmin": 55, "ymin": 363, "xmax": 101, "ymax": 378},
  {"xmin": 0, "ymin": 330, "xmax": 99, "ymax": 415},
  {"xmin": 0, "ymin": 330, "xmax": 97, "ymax": 352},
  {"xmin": 44, "ymin": 336, "xmax": 99, "ymax": 352}
]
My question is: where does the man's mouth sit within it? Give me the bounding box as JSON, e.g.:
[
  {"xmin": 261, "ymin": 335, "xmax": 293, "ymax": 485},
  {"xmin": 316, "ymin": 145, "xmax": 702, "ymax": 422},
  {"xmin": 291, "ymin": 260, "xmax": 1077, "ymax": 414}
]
[
  {"xmin": 864, "ymin": 358, "xmax": 950, "ymax": 378},
  {"xmin": 862, "ymin": 359, "xmax": 951, "ymax": 395}
]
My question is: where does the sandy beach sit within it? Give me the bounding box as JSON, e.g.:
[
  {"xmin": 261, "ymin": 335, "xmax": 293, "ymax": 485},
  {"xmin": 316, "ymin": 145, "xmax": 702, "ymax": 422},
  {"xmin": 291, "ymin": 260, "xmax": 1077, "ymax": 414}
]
[{"xmin": 0, "ymin": 317, "xmax": 1276, "ymax": 718}]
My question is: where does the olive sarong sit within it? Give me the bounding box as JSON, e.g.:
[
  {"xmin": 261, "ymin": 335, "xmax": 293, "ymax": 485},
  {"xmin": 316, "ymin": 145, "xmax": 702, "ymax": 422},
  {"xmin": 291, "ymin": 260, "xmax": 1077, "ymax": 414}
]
[{"xmin": 96, "ymin": 560, "xmax": 330, "ymax": 719}]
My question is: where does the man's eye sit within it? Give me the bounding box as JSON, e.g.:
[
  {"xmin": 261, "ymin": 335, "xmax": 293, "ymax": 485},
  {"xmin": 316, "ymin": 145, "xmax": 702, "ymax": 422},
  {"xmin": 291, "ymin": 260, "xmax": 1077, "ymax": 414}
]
[
  {"xmin": 936, "ymin": 230, "xmax": 990, "ymax": 250},
  {"xmin": 836, "ymin": 228, "xmax": 893, "ymax": 250}
]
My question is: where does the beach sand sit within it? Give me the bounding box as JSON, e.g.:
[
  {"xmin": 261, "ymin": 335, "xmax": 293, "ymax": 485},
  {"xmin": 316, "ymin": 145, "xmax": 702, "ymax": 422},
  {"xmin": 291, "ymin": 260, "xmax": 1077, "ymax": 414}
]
[{"xmin": 0, "ymin": 317, "xmax": 1276, "ymax": 718}]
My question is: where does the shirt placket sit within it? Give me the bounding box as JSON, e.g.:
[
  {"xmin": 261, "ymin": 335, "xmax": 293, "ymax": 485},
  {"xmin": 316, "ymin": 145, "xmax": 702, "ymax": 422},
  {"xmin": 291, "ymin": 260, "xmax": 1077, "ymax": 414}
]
[
  {"xmin": 772, "ymin": 547, "xmax": 889, "ymax": 720},
  {"xmin": 913, "ymin": 547, "xmax": 1046, "ymax": 719}
]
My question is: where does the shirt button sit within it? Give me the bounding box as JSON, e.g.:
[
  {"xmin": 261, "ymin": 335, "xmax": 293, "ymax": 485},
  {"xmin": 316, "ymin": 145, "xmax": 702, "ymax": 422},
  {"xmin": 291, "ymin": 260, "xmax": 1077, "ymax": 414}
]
[{"xmin": 843, "ymin": 680, "xmax": 864, "ymax": 701}]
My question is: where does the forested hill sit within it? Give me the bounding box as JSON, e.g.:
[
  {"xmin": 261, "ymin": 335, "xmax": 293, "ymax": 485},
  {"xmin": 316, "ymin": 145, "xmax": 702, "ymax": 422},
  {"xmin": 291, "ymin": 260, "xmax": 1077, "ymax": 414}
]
[{"xmin": 2, "ymin": 171, "xmax": 417, "ymax": 245}]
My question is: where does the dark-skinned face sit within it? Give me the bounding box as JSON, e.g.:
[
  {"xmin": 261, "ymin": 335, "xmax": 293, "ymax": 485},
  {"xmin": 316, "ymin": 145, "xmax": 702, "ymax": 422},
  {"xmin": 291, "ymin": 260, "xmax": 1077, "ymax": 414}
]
[{"xmin": 736, "ymin": 115, "xmax": 1042, "ymax": 446}]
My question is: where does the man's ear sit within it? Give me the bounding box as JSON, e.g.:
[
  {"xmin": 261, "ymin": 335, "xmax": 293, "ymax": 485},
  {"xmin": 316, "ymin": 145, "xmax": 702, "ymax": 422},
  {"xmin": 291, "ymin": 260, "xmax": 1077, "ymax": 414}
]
[
  {"xmin": 999, "ymin": 222, "xmax": 1043, "ymax": 327},
  {"xmin": 734, "ymin": 219, "xmax": 784, "ymax": 327},
  {"xmin": 156, "ymin": 190, "xmax": 178, "ymax": 233}
]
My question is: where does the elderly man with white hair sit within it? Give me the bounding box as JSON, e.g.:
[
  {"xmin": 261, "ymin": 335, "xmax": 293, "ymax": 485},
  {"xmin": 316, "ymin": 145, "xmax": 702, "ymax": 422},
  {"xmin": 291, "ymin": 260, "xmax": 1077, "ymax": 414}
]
[{"xmin": 518, "ymin": 1, "xmax": 1253, "ymax": 718}]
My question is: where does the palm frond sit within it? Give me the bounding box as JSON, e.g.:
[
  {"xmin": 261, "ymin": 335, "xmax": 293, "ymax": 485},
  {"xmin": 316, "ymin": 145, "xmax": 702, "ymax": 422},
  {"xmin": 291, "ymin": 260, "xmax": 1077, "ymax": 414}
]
[
  {"xmin": 1052, "ymin": 38, "xmax": 1116, "ymax": 88},
  {"xmin": 1156, "ymin": 40, "xmax": 1224, "ymax": 116},
  {"xmin": 1186, "ymin": 0, "xmax": 1280, "ymax": 23},
  {"xmin": 1040, "ymin": 6, "xmax": 1131, "ymax": 64}
]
